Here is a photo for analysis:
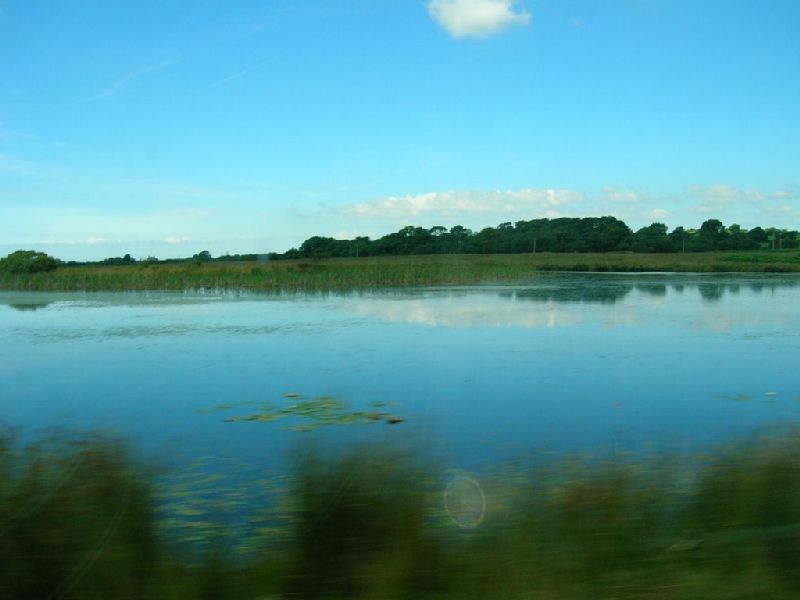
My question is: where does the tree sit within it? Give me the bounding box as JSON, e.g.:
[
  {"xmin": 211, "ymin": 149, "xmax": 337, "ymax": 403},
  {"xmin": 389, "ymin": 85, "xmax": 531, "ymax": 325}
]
[
  {"xmin": 591, "ymin": 216, "xmax": 633, "ymax": 251},
  {"xmin": 669, "ymin": 226, "xmax": 688, "ymax": 252},
  {"xmin": 784, "ymin": 231, "xmax": 800, "ymax": 249},
  {"xmin": 352, "ymin": 236, "xmax": 370, "ymax": 258},
  {"xmin": 748, "ymin": 226, "xmax": 767, "ymax": 244},
  {"xmin": 632, "ymin": 223, "xmax": 672, "ymax": 253},
  {"xmin": 725, "ymin": 224, "xmax": 756, "ymax": 250},
  {"xmin": 695, "ymin": 219, "xmax": 727, "ymax": 251},
  {"xmin": 448, "ymin": 225, "xmax": 473, "ymax": 253},
  {"xmin": 0, "ymin": 250, "xmax": 59, "ymax": 273},
  {"xmin": 193, "ymin": 250, "xmax": 212, "ymax": 262},
  {"xmin": 700, "ymin": 219, "xmax": 725, "ymax": 237}
]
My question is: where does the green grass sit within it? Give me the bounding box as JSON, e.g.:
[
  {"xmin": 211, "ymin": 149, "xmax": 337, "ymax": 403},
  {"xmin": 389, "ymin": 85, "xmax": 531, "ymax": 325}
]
[
  {"xmin": 2, "ymin": 251, "xmax": 800, "ymax": 292},
  {"xmin": 6, "ymin": 427, "xmax": 800, "ymax": 598}
]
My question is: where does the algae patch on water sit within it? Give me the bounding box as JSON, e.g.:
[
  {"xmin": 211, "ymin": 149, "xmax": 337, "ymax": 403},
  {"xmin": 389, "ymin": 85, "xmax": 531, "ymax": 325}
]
[
  {"xmin": 715, "ymin": 393, "xmax": 754, "ymax": 402},
  {"xmin": 200, "ymin": 393, "xmax": 405, "ymax": 431}
]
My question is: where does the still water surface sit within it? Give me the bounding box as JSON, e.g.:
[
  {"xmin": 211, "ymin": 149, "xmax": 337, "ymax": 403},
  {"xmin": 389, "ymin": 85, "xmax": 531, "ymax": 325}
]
[{"xmin": 2, "ymin": 273, "xmax": 799, "ymax": 473}]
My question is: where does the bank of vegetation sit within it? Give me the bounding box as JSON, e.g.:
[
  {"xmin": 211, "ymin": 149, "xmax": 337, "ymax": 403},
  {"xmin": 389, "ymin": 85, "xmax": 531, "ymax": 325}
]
[
  {"xmin": 1, "ymin": 251, "xmax": 800, "ymax": 292},
  {"xmin": 2, "ymin": 217, "xmax": 799, "ymax": 291},
  {"xmin": 4, "ymin": 426, "xmax": 800, "ymax": 598}
]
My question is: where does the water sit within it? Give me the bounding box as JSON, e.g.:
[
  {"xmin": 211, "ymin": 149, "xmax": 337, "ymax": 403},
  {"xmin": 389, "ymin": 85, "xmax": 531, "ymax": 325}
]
[{"xmin": 2, "ymin": 273, "xmax": 799, "ymax": 472}]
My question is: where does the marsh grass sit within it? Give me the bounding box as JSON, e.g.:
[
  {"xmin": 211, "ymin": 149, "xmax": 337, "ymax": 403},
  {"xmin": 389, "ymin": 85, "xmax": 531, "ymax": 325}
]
[
  {"xmin": 5, "ymin": 428, "xmax": 800, "ymax": 598},
  {"xmin": 2, "ymin": 251, "xmax": 800, "ymax": 292}
]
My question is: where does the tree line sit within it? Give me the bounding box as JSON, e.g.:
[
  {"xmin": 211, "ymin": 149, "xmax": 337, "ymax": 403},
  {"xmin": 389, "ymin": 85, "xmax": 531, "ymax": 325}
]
[
  {"xmin": 276, "ymin": 217, "xmax": 798, "ymax": 260},
  {"xmin": 2, "ymin": 217, "xmax": 797, "ymax": 271},
  {"xmin": 48, "ymin": 251, "xmax": 270, "ymax": 268}
]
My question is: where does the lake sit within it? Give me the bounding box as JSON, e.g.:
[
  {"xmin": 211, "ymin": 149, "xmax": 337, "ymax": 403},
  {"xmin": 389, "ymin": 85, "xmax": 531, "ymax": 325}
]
[
  {"xmin": 3, "ymin": 271, "xmax": 800, "ymax": 568},
  {"xmin": 3, "ymin": 272, "xmax": 799, "ymax": 472}
]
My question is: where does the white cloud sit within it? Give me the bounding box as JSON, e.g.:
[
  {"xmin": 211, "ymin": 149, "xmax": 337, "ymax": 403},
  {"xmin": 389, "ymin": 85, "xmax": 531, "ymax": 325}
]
[
  {"xmin": 339, "ymin": 188, "xmax": 583, "ymax": 220},
  {"xmin": 165, "ymin": 235, "xmax": 191, "ymax": 244},
  {"xmin": 690, "ymin": 184, "xmax": 765, "ymax": 207},
  {"xmin": 765, "ymin": 204, "xmax": 800, "ymax": 220},
  {"xmin": 333, "ymin": 229, "xmax": 368, "ymax": 239},
  {"xmin": 649, "ymin": 208, "xmax": 671, "ymax": 219},
  {"xmin": 427, "ymin": 0, "xmax": 530, "ymax": 39},
  {"xmin": 603, "ymin": 186, "xmax": 641, "ymax": 203},
  {"xmin": 671, "ymin": 183, "xmax": 800, "ymax": 229},
  {"xmin": 0, "ymin": 204, "xmax": 212, "ymax": 245}
]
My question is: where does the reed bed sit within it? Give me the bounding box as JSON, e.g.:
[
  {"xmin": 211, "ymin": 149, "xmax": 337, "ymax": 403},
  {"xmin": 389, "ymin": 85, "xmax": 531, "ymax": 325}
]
[{"xmin": 2, "ymin": 251, "xmax": 800, "ymax": 292}]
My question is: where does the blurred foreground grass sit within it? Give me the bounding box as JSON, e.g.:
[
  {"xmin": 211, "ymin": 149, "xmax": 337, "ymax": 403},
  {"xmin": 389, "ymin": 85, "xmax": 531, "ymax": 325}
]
[
  {"xmin": 2, "ymin": 251, "xmax": 800, "ymax": 292},
  {"xmin": 3, "ymin": 428, "xmax": 800, "ymax": 598}
]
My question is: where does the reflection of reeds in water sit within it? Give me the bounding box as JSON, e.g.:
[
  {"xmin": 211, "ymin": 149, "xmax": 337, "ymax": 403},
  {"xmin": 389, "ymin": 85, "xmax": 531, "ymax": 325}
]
[{"xmin": 4, "ymin": 428, "xmax": 800, "ymax": 598}]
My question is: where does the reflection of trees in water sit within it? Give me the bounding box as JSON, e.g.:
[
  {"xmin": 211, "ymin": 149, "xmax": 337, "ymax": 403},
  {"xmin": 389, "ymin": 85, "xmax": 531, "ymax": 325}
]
[
  {"xmin": 698, "ymin": 284, "xmax": 725, "ymax": 302},
  {"xmin": 748, "ymin": 280, "xmax": 799, "ymax": 294},
  {"xmin": 700, "ymin": 279, "xmax": 799, "ymax": 302},
  {"xmin": 635, "ymin": 284, "xmax": 667, "ymax": 297},
  {"xmin": 503, "ymin": 285, "xmax": 633, "ymax": 304},
  {"xmin": 5, "ymin": 303, "xmax": 52, "ymax": 311},
  {"xmin": 500, "ymin": 277, "xmax": 800, "ymax": 305}
]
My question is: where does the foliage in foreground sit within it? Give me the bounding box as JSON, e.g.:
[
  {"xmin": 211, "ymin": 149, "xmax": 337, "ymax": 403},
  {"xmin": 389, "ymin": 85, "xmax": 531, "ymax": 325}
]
[
  {"xmin": 4, "ymin": 428, "xmax": 800, "ymax": 598},
  {"xmin": 0, "ymin": 431, "xmax": 157, "ymax": 599}
]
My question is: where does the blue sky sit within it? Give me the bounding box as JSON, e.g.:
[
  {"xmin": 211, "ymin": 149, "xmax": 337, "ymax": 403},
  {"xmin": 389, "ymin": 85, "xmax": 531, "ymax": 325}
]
[{"xmin": 1, "ymin": 0, "xmax": 799, "ymax": 260}]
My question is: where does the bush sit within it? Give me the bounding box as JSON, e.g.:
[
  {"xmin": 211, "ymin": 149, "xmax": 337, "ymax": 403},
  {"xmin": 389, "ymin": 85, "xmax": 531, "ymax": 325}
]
[{"xmin": 0, "ymin": 250, "xmax": 59, "ymax": 274}]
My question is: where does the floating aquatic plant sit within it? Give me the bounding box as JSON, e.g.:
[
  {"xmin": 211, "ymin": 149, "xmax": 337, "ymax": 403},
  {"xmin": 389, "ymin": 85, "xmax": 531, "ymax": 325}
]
[
  {"xmin": 715, "ymin": 393, "xmax": 754, "ymax": 402},
  {"xmin": 201, "ymin": 393, "xmax": 406, "ymax": 431}
]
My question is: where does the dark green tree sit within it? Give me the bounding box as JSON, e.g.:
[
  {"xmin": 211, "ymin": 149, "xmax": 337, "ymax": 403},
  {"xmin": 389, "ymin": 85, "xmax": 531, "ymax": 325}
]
[
  {"xmin": 0, "ymin": 250, "xmax": 59, "ymax": 273},
  {"xmin": 632, "ymin": 223, "xmax": 672, "ymax": 253},
  {"xmin": 669, "ymin": 226, "xmax": 688, "ymax": 252},
  {"xmin": 725, "ymin": 224, "xmax": 757, "ymax": 250},
  {"xmin": 748, "ymin": 226, "xmax": 768, "ymax": 245},
  {"xmin": 694, "ymin": 219, "xmax": 727, "ymax": 251}
]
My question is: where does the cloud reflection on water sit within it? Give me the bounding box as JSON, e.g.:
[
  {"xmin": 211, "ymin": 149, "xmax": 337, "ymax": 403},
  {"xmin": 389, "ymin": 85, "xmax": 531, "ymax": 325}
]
[
  {"xmin": 347, "ymin": 275, "xmax": 800, "ymax": 330},
  {"xmin": 352, "ymin": 298, "xmax": 585, "ymax": 329},
  {"xmin": 1, "ymin": 275, "xmax": 799, "ymax": 335}
]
